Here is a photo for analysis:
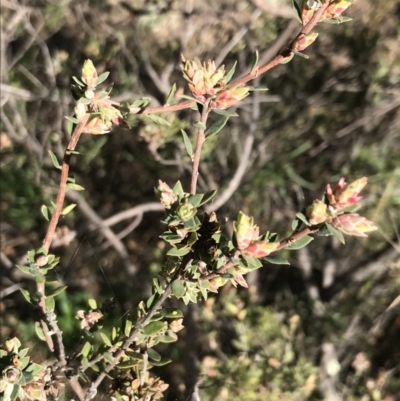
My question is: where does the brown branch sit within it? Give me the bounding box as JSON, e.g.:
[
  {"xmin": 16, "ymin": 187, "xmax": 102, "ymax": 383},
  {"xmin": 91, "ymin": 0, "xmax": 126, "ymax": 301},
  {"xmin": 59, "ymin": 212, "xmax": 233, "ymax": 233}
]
[{"xmin": 42, "ymin": 114, "xmax": 89, "ymax": 251}]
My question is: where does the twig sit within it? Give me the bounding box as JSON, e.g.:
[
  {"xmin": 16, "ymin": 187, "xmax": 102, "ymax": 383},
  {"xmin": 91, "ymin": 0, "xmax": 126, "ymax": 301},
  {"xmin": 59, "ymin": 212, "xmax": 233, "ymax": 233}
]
[
  {"xmin": 191, "ymin": 99, "xmax": 212, "ymax": 195},
  {"xmin": 82, "ymin": 256, "xmax": 193, "ymax": 401},
  {"xmin": 42, "ymin": 114, "xmax": 89, "ymax": 251}
]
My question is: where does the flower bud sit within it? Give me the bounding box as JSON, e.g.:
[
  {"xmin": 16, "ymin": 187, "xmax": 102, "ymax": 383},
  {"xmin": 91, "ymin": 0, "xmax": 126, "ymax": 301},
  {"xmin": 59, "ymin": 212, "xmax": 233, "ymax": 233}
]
[
  {"xmin": 243, "ymin": 240, "xmax": 279, "ymax": 258},
  {"xmin": 234, "ymin": 211, "xmax": 259, "ymax": 250},
  {"xmin": 293, "ymin": 33, "xmax": 319, "ymax": 52},
  {"xmin": 75, "ymin": 102, "xmax": 87, "ymax": 121},
  {"xmin": 36, "ymin": 255, "xmax": 48, "ymax": 267},
  {"xmin": 332, "ymin": 213, "xmax": 377, "ymax": 237},
  {"xmin": 3, "ymin": 366, "xmax": 22, "ymax": 384},
  {"xmin": 176, "ymin": 201, "xmax": 197, "ymax": 221},
  {"xmin": 155, "ymin": 180, "xmax": 177, "ymax": 209},
  {"xmin": 307, "ymin": 199, "xmax": 328, "ymax": 225},
  {"xmin": 84, "ymin": 116, "xmax": 112, "ymax": 135},
  {"xmin": 213, "ymin": 86, "xmax": 250, "ymax": 110},
  {"xmin": 327, "ymin": 177, "xmax": 367, "ymax": 211},
  {"xmin": 81, "ymin": 59, "xmax": 98, "ymax": 87}
]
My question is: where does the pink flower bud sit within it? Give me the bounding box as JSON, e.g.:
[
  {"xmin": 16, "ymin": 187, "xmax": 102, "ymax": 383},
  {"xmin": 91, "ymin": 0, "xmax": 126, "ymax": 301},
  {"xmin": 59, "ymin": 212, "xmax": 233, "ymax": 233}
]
[
  {"xmin": 332, "ymin": 213, "xmax": 377, "ymax": 237},
  {"xmin": 155, "ymin": 180, "xmax": 177, "ymax": 209},
  {"xmin": 213, "ymin": 87, "xmax": 250, "ymax": 110},
  {"xmin": 243, "ymin": 240, "xmax": 279, "ymax": 258},
  {"xmin": 327, "ymin": 177, "xmax": 367, "ymax": 210},
  {"xmin": 293, "ymin": 33, "xmax": 319, "ymax": 52},
  {"xmin": 234, "ymin": 212, "xmax": 259, "ymax": 250}
]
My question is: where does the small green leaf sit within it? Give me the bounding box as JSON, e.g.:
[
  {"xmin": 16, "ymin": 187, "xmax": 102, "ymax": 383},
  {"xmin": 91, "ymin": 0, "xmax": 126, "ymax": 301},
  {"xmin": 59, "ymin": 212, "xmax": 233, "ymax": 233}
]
[
  {"xmin": 225, "ymin": 61, "xmax": 237, "ymax": 83},
  {"xmin": 72, "ymin": 76, "xmax": 85, "ymax": 86},
  {"xmin": 160, "ymin": 308, "xmax": 183, "ymax": 318},
  {"xmin": 131, "ymin": 97, "xmax": 152, "ymax": 107},
  {"xmin": 165, "ymin": 83, "xmax": 177, "ymax": 105},
  {"xmin": 285, "ymin": 235, "xmax": 314, "ymax": 250},
  {"xmin": 296, "ymin": 212, "xmax": 310, "ymax": 226},
  {"xmin": 48, "ymin": 150, "xmax": 61, "ymax": 169},
  {"xmin": 292, "ymin": 49, "xmax": 309, "ymax": 59},
  {"xmin": 19, "ymin": 288, "xmax": 31, "ymax": 303},
  {"xmin": 61, "ymin": 203, "xmax": 76, "ymax": 216},
  {"xmin": 264, "ymin": 254, "xmax": 290, "ymax": 265},
  {"xmin": 65, "ymin": 115, "xmax": 80, "ymax": 124},
  {"xmin": 248, "ymin": 86, "xmax": 269, "ymax": 91},
  {"xmin": 149, "ymin": 357, "xmax": 172, "ymax": 366},
  {"xmin": 291, "ymin": 218, "xmax": 300, "ymax": 231},
  {"xmin": 179, "ymin": 94, "xmax": 202, "ymax": 103},
  {"xmin": 41, "ymin": 205, "xmax": 49, "ymax": 221},
  {"xmin": 66, "ymin": 118, "xmax": 74, "ymax": 134},
  {"xmin": 97, "ymin": 71, "xmax": 110, "ymax": 85},
  {"xmin": 88, "ymin": 298, "xmax": 97, "ymax": 309},
  {"xmin": 47, "ymin": 286, "xmax": 68, "ymax": 298},
  {"xmin": 205, "ymin": 116, "xmax": 229, "ymax": 138},
  {"xmin": 78, "ymin": 97, "xmax": 91, "ymax": 104},
  {"xmin": 124, "ymin": 319, "xmax": 132, "ymax": 337},
  {"xmin": 188, "ymin": 194, "xmax": 203, "ymax": 208},
  {"xmin": 326, "ymin": 223, "xmax": 345, "ymax": 244},
  {"xmin": 143, "ymin": 321, "xmax": 165, "ymax": 336},
  {"xmin": 18, "ymin": 348, "xmax": 29, "ymax": 358},
  {"xmin": 35, "ymin": 322, "xmax": 46, "ymax": 341},
  {"xmin": 45, "ymin": 296, "xmax": 55, "ymax": 311},
  {"xmin": 147, "ymin": 114, "xmax": 170, "ymax": 126},
  {"xmin": 172, "ymin": 181, "xmax": 185, "ymax": 198},
  {"xmin": 100, "ymin": 332, "xmax": 113, "ymax": 347},
  {"xmin": 212, "ymin": 109, "xmax": 239, "ymax": 117},
  {"xmin": 171, "ymin": 279, "xmax": 186, "ymax": 297},
  {"xmin": 181, "ymin": 129, "xmax": 193, "ymax": 158},
  {"xmin": 159, "ymin": 331, "xmax": 178, "ymax": 343},
  {"xmin": 80, "ymin": 342, "xmax": 92, "ymax": 357},
  {"xmin": 250, "ymin": 50, "xmax": 259, "ymax": 73},
  {"xmin": 147, "ymin": 348, "xmax": 161, "ymax": 361},
  {"xmin": 193, "ymin": 121, "xmax": 207, "ymax": 131},
  {"xmin": 67, "ymin": 183, "xmax": 85, "ymax": 191},
  {"xmin": 167, "ymin": 247, "xmax": 190, "ymax": 257},
  {"xmin": 198, "ymin": 189, "xmax": 217, "ymax": 206},
  {"xmin": 103, "ymin": 352, "xmax": 114, "ymax": 363}
]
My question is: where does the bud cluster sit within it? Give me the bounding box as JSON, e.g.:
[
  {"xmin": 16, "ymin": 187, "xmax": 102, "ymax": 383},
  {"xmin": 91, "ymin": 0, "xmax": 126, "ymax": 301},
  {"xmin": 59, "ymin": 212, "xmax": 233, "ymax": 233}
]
[
  {"xmin": 302, "ymin": 0, "xmax": 356, "ymax": 25},
  {"xmin": 233, "ymin": 212, "xmax": 279, "ymax": 258},
  {"xmin": 181, "ymin": 56, "xmax": 249, "ymax": 110}
]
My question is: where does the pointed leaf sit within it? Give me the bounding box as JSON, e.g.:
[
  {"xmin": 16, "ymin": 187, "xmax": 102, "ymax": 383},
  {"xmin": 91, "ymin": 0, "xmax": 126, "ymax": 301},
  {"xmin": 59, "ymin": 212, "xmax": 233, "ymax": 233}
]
[
  {"xmin": 165, "ymin": 83, "xmax": 177, "ymax": 105},
  {"xmin": 296, "ymin": 212, "xmax": 310, "ymax": 226},
  {"xmin": 19, "ymin": 288, "xmax": 32, "ymax": 304},
  {"xmin": 205, "ymin": 116, "xmax": 229, "ymax": 138},
  {"xmin": 250, "ymin": 50, "xmax": 259, "ymax": 73},
  {"xmin": 264, "ymin": 254, "xmax": 290, "ymax": 265},
  {"xmin": 212, "ymin": 109, "xmax": 239, "ymax": 117},
  {"xmin": 147, "ymin": 113, "xmax": 170, "ymax": 126},
  {"xmin": 48, "ymin": 150, "xmax": 61, "ymax": 169},
  {"xmin": 188, "ymin": 194, "xmax": 203, "ymax": 208},
  {"xmin": 80, "ymin": 342, "xmax": 92, "ymax": 357},
  {"xmin": 284, "ymin": 235, "xmax": 314, "ymax": 250},
  {"xmin": 143, "ymin": 321, "xmax": 165, "ymax": 336},
  {"xmin": 65, "ymin": 115, "xmax": 80, "ymax": 124},
  {"xmin": 193, "ymin": 121, "xmax": 207, "ymax": 131},
  {"xmin": 41, "ymin": 205, "xmax": 49, "ymax": 221},
  {"xmin": 47, "ymin": 285, "xmax": 68, "ymax": 298},
  {"xmin": 61, "ymin": 203, "xmax": 76, "ymax": 216},
  {"xmin": 181, "ymin": 129, "xmax": 193, "ymax": 158},
  {"xmin": 88, "ymin": 298, "xmax": 97, "ymax": 309},
  {"xmin": 167, "ymin": 247, "xmax": 190, "ymax": 257},
  {"xmin": 147, "ymin": 348, "xmax": 161, "ymax": 361},
  {"xmin": 198, "ymin": 189, "xmax": 217, "ymax": 206},
  {"xmin": 160, "ymin": 308, "xmax": 183, "ymax": 318},
  {"xmin": 45, "ymin": 296, "xmax": 55, "ymax": 311},
  {"xmin": 326, "ymin": 223, "xmax": 345, "ymax": 244},
  {"xmin": 67, "ymin": 183, "xmax": 85, "ymax": 191},
  {"xmin": 225, "ymin": 61, "xmax": 237, "ymax": 83},
  {"xmin": 97, "ymin": 71, "xmax": 110, "ymax": 85},
  {"xmin": 100, "ymin": 332, "xmax": 112, "ymax": 347}
]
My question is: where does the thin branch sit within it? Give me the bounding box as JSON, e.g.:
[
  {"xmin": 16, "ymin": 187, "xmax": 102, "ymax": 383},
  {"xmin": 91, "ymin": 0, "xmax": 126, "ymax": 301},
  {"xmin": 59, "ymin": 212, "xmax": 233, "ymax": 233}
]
[
  {"xmin": 42, "ymin": 114, "xmax": 89, "ymax": 251},
  {"xmin": 191, "ymin": 100, "xmax": 212, "ymax": 195}
]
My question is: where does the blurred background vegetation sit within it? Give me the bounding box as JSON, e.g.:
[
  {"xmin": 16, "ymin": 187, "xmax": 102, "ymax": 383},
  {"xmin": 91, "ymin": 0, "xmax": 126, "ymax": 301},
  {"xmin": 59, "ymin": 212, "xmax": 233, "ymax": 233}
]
[{"xmin": 1, "ymin": 0, "xmax": 400, "ymax": 400}]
